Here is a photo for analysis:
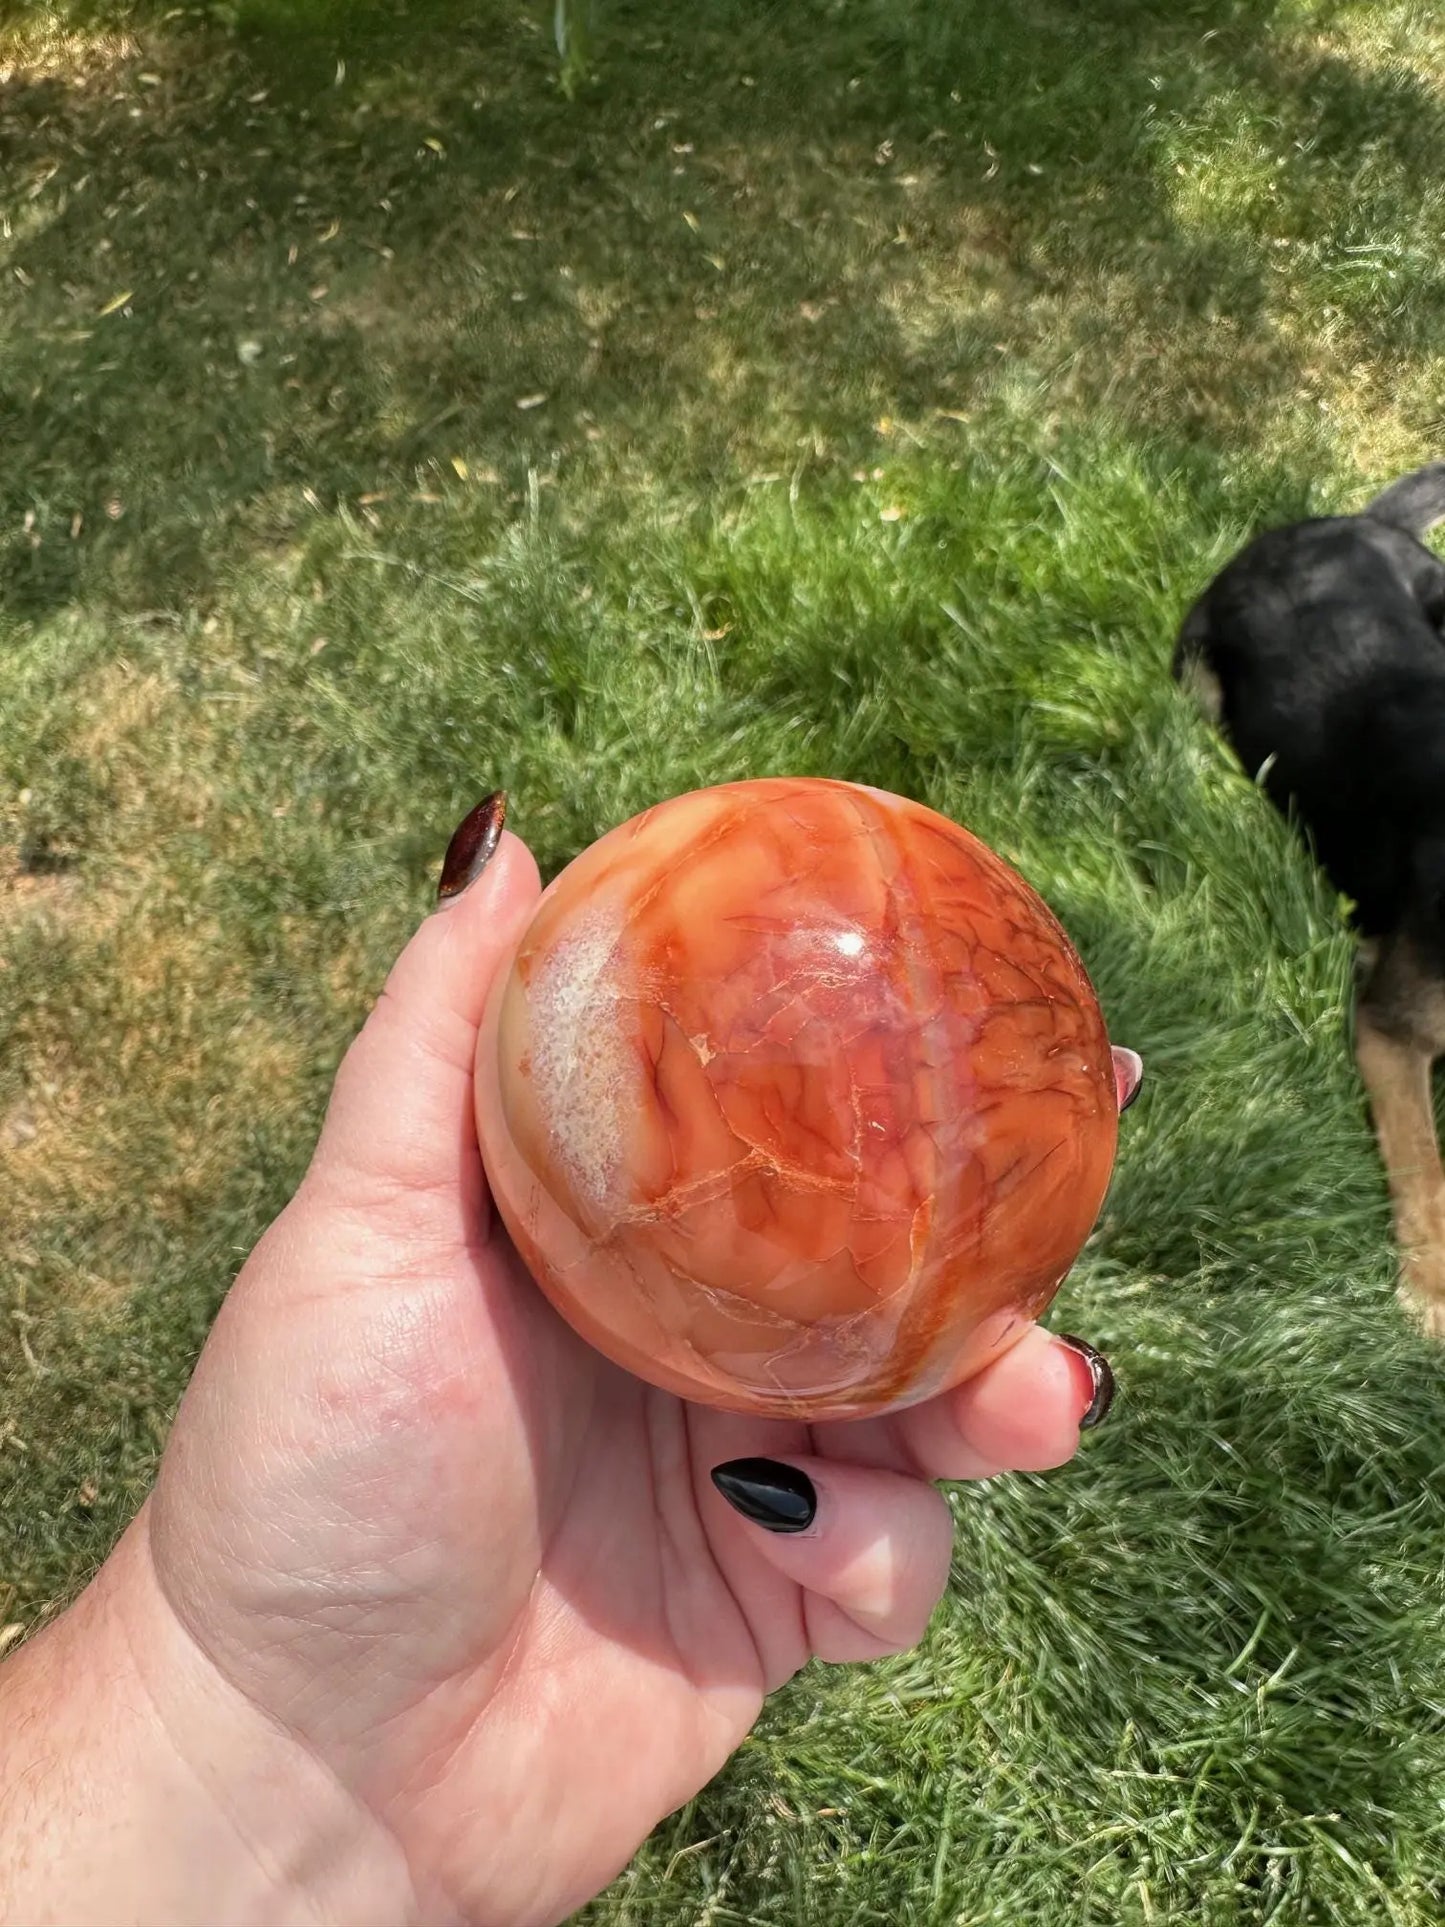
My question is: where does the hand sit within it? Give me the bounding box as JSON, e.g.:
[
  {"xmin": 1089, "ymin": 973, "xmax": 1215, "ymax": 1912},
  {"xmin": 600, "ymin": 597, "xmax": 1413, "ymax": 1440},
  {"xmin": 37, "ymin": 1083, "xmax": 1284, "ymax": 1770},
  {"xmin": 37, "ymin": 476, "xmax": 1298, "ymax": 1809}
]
[{"xmin": 0, "ymin": 799, "xmax": 1120, "ymax": 1927}]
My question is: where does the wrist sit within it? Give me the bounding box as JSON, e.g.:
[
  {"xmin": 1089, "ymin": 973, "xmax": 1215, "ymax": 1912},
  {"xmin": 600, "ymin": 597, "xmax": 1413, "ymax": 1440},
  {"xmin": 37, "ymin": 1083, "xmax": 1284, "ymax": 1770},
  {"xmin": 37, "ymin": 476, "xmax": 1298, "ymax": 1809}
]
[{"xmin": 0, "ymin": 1512, "xmax": 416, "ymax": 1927}]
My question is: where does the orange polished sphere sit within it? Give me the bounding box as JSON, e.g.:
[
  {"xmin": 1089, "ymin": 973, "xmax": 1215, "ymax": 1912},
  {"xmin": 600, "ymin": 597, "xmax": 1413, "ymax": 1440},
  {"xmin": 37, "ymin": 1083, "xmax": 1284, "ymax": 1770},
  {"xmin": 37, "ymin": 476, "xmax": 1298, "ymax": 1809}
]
[{"xmin": 476, "ymin": 778, "xmax": 1120, "ymax": 1421}]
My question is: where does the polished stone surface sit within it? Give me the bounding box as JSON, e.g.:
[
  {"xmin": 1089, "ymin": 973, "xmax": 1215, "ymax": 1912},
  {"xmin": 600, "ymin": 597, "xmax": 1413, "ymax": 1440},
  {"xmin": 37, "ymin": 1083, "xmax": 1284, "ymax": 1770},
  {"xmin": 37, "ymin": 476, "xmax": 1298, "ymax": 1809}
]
[{"xmin": 476, "ymin": 779, "xmax": 1121, "ymax": 1419}]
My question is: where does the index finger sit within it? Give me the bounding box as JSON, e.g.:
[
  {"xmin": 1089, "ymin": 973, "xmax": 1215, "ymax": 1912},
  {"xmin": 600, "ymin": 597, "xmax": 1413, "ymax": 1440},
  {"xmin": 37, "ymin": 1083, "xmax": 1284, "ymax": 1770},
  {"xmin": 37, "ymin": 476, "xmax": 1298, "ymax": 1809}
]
[{"xmin": 825, "ymin": 1324, "xmax": 1112, "ymax": 1483}]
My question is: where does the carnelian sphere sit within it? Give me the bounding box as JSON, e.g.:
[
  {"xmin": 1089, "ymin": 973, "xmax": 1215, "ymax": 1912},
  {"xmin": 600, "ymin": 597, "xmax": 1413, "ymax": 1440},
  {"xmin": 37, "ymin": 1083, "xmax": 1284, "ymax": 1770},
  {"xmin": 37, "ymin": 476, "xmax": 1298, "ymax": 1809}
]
[{"xmin": 475, "ymin": 777, "xmax": 1119, "ymax": 1421}]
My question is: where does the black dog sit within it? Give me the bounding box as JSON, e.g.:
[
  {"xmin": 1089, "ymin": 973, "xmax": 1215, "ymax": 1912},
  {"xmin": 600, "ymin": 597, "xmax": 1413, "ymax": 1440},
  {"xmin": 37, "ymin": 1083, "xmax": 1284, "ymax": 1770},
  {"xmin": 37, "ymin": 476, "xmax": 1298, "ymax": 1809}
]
[{"xmin": 1173, "ymin": 461, "xmax": 1445, "ymax": 1333}]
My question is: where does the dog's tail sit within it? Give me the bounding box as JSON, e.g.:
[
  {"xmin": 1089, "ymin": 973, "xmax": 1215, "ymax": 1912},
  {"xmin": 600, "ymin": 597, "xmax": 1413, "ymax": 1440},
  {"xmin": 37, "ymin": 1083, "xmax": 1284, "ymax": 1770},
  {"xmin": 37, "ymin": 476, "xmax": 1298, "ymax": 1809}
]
[{"xmin": 1361, "ymin": 461, "xmax": 1445, "ymax": 535}]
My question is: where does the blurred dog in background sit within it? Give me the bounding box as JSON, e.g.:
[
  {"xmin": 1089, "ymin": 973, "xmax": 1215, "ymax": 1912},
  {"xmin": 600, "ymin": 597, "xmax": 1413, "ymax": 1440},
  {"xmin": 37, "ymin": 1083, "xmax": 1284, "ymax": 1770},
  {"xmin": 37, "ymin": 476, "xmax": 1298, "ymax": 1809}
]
[{"xmin": 1173, "ymin": 461, "xmax": 1445, "ymax": 1335}]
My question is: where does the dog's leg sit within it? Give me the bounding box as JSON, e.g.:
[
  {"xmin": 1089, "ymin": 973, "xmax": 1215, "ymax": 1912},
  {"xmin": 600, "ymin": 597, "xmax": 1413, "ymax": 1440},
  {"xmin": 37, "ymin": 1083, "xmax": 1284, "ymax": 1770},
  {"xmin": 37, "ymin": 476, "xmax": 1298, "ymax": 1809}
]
[{"xmin": 1354, "ymin": 1013, "xmax": 1445, "ymax": 1337}]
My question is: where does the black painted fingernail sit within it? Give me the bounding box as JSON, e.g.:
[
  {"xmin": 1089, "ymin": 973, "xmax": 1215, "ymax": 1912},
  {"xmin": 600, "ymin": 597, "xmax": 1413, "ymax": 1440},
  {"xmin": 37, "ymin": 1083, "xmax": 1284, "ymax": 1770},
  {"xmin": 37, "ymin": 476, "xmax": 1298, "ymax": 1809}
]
[
  {"xmin": 711, "ymin": 1457, "xmax": 817, "ymax": 1534},
  {"xmin": 1112, "ymin": 1046, "xmax": 1144, "ymax": 1114},
  {"xmin": 1056, "ymin": 1334, "xmax": 1116, "ymax": 1431},
  {"xmin": 438, "ymin": 791, "xmax": 506, "ymax": 903}
]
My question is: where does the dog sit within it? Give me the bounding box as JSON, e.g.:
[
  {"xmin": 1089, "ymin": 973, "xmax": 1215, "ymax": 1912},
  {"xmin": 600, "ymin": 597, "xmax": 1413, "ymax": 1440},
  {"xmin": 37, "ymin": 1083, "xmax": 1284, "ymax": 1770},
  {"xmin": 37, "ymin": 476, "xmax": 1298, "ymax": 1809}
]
[{"xmin": 1172, "ymin": 461, "xmax": 1445, "ymax": 1335}]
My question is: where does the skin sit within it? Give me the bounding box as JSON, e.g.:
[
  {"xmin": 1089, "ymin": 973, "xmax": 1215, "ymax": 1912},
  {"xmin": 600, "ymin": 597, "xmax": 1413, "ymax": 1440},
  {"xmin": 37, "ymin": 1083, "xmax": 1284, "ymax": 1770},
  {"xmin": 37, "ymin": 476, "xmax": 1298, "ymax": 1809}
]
[{"xmin": 0, "ymin": 829, "xmax": 1106, "ymax": 1927}]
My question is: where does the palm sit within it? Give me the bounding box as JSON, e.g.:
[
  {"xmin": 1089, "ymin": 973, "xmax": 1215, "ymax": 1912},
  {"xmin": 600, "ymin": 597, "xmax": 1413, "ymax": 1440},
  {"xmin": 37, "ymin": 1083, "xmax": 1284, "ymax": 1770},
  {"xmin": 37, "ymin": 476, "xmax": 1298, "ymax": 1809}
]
[{"xmin": 151, "ymin": 1189, "xmax": 808, "ymax": 1923}]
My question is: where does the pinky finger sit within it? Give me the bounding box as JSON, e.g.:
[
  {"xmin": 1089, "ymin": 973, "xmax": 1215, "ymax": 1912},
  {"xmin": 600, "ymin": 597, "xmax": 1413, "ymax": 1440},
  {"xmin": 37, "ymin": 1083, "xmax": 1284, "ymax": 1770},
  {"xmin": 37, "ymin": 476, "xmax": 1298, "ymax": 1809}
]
[{"xmin": 709, "ymin": 1455, "xmax": 954, "ymax": 1664}]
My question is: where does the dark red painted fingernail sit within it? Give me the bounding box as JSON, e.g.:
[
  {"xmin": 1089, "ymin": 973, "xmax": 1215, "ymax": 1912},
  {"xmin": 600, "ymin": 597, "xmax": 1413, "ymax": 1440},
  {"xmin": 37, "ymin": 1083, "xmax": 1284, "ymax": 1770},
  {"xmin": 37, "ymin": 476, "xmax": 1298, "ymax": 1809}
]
[
  {"xmin": 711, "ymin": 1458, "xmax": 817, "ymax": 1534},
  {"xmin": 1111, "ymin": 1047, "xmax": 1143, "ymax": 1114},
  {"xmin": 1056, "ymin": 1334, "xmax": 1116, "ymax": 1431},
  {"xmin": 438, "ymin": 791, "xmax": 506, "ymax": 903}
]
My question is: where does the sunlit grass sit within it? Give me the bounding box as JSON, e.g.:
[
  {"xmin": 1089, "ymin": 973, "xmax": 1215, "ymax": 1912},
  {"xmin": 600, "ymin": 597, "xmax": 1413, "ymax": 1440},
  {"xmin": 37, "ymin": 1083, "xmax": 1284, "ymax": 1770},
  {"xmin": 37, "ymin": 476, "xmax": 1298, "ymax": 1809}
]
[{"xmin": 6, "ymin": 1, "xmax": 1445, "ymax": 1920}]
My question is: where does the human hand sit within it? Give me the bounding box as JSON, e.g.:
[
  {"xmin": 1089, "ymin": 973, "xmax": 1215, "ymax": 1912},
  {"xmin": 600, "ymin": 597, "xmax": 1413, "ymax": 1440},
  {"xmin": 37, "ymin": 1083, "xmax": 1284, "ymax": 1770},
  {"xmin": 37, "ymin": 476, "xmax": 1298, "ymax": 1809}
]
[{"xmin": 0, "ymin": 796, "xmax": 1128, "ymax": 1927}]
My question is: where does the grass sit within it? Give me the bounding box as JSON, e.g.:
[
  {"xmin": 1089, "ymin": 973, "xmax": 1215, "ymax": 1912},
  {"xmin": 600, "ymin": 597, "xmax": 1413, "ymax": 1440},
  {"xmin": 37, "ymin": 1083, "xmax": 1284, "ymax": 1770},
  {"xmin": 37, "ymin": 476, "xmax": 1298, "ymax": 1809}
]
[{"xmin": 5, "ymin": 0, "xmax": 1445, "ymax": 1917}]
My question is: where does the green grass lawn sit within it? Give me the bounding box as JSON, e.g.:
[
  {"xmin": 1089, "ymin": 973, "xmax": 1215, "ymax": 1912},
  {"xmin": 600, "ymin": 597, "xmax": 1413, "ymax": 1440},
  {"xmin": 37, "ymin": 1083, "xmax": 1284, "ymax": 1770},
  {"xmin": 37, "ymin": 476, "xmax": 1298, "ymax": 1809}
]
[{"xmin": 7, "ymin": 0, "xmax": 1445, "ymax": 1918}]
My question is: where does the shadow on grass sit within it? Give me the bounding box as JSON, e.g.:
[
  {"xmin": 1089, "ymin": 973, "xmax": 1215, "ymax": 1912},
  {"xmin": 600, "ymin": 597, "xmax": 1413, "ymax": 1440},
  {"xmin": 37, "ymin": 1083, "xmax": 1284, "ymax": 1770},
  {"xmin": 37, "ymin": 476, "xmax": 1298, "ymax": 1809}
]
[
  {"xmin": 9, "ymin": 8, "xmax": 1445, "ymax": 1915},
  {"xmin": 4, "ymin": 0, "xmax": 1445, "ymax": 620}
]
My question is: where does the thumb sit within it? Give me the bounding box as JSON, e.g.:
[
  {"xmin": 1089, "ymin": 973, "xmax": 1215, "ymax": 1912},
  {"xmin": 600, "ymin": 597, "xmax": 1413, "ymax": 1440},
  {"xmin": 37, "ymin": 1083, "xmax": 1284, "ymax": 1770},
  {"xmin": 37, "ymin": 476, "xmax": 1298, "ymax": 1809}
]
[{"xmin": 307, "ymin": 798, "xmax": 542, "ymax": 1228}]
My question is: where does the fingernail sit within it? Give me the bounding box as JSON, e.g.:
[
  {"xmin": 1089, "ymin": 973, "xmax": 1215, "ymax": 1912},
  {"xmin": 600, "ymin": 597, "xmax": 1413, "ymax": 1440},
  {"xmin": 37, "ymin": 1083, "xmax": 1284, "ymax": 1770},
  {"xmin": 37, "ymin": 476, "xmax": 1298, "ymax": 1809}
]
[
  {"xmin": 1055, "ymin": 1334, "xmax": 1116, "ymax": 1431},
  {"xmin": 710, "ymin": 1457, "xmax": 817, "ymax": 1534},
  {"xmin": 1111, "ymin": 1046, "xmax": 1144, "ymax": 1114},
  {"xmin": 438, "ymin": 791, "xmax": 507, "ymax": 903}
]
